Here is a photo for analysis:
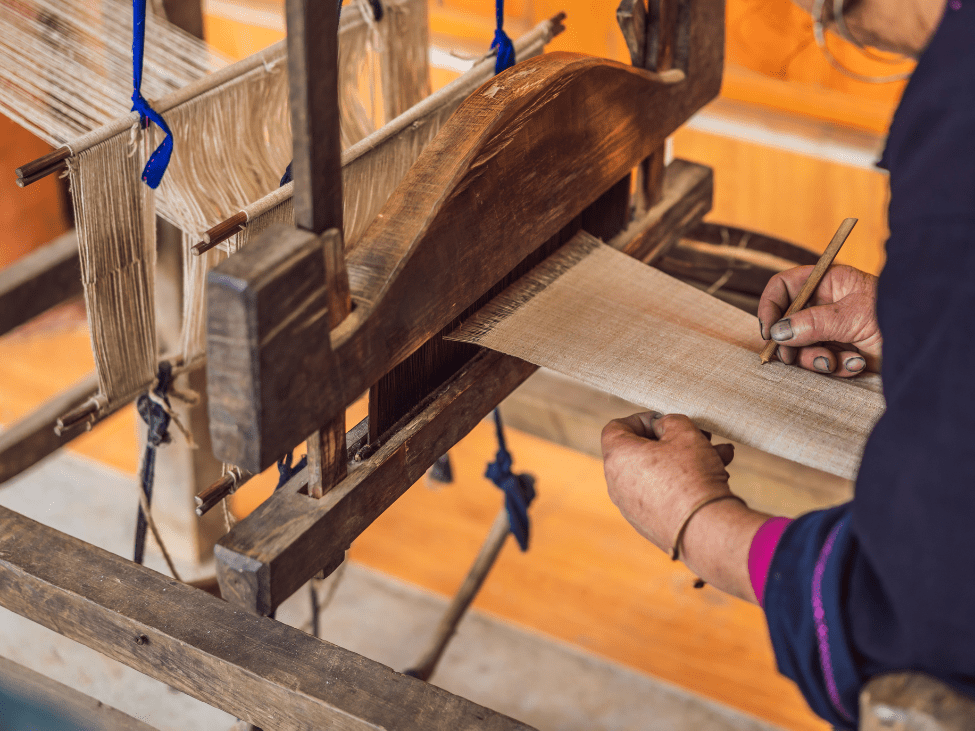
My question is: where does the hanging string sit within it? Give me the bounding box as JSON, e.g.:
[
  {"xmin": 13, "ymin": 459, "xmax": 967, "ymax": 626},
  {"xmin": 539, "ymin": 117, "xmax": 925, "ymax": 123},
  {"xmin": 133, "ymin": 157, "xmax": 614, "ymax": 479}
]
[
  {"xmin": 132, "ymin": 0, "xmax": 175, "ymax": 187},
  {"xmin": 133, "ymin": 362, "xmax": 177, "ymax": 567},
  {"xmin": 485, "ymin": 409, "xmax": 536, "ymax": 551},
  {"xmin": 491, "ymin": 0, "xmax": 516, "ymax": 74}
]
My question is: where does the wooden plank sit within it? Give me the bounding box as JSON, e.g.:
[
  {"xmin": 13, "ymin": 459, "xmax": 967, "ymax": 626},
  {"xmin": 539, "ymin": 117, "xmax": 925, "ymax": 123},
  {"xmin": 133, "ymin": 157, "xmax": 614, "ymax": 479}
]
[
  {"xmin": 607, "ymin": 158, "xmax": 713, "ymax": 263},
  {"xmin": 0, "ymin": 230, "xmax": 81, "ymax": 337},
  {"xmin": 208, "ymin": 7, "xmax": 724, "ymax": 471},
  {"xmin": 0, "ymin": 655, "xmax": 158, "ymax": 731},
  {"xmin": 0, "ymin": 505, "xmax": 535, "ymax": 731},
  {"xmin": 860, "ymin": 673, "xmax": 975, "ymax": 731},
  {"xmin": 215, "ymin": 350, "xmax": 538, "ymax": 615},
  {"xmin": 0, "ymin": 372, "xmax": 98, "ymax": 485}
]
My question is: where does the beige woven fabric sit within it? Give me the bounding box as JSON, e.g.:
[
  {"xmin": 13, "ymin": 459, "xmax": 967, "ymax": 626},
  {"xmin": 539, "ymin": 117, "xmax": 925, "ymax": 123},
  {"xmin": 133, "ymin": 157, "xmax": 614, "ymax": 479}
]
[{"xmin": 451, "ymin": 233, "xmax": 885, "ymax": 480}]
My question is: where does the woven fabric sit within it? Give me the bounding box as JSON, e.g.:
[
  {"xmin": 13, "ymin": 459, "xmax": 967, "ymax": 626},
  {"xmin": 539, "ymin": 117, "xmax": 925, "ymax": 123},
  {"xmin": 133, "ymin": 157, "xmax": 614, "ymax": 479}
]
[{"xmin": 451, "ymin": 233, "xmax": 885, "ymax": 480}]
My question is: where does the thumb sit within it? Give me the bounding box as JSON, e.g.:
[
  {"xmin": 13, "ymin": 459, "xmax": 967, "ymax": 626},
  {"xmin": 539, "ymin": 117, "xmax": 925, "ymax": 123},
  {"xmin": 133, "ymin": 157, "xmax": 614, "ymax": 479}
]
[
  {"xmin": 769, "ymin": 297, "xmax": 866, "ymax": 348},
  {"xmin": 649, "ymin": 413, "xmax": 699, "ymax": 441}
]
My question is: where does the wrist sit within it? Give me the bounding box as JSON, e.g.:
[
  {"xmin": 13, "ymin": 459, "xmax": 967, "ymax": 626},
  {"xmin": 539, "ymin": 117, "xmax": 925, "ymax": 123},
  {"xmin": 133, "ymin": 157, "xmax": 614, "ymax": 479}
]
[{"xmin": 679, "ymin": 498, "xmax": 770, "ymax": 603}]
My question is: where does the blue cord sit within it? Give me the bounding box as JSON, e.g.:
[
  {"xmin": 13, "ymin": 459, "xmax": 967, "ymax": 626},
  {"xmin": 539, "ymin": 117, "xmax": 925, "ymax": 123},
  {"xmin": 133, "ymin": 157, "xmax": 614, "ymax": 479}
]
[
  {"xmin": 485, "ymin": 409, "xmax": 535, "ymax": 551},
  {"xmin": 131, "ymin": 0, "xmax": 173, "ymax": 188},
  {"xmin": 133, "ymin": 362, "xmax": 175, "ymax": 565},
  {"xmin": 276, "ymin": 450, "xmax": 308, "ymax": 490},
  {"xmin": 491, "ymin": 0, "xmax": 516, "ymax": 74}
]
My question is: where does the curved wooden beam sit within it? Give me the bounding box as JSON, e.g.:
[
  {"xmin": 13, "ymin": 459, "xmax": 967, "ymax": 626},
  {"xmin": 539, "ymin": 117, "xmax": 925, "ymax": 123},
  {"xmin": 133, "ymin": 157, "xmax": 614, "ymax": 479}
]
[{"xmin": 208, "ymin": 0, "xmax": 723, "ymax": 471}]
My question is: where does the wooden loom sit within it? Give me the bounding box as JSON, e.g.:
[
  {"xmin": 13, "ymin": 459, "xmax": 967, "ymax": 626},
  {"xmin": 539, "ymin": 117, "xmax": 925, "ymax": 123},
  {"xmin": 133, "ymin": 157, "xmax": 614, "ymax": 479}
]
[{"xmin": 1, "ymin": 0, "xmax": 965, "ymax": 728}]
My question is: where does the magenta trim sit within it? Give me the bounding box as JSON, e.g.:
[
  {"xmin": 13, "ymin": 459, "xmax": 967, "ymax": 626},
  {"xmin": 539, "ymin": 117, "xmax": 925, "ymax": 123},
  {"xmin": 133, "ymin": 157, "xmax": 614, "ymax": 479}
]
[
  {"xmin": 812, "ymin": 519, "xmax": 854, "ymax": 724},
  {"xmin": 748, "ymin": 517, "xmax": 792, "ymax": 608}
]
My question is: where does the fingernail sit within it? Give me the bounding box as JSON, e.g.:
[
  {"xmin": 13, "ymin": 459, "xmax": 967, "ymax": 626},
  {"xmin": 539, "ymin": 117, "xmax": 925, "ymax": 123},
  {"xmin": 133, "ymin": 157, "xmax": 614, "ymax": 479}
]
[
  {"xmin": 845, "ymin": 356, "xmax": 866, "ymax": 373},
  {"xmin": 813, "ymin": 356, "xmax": 831, "ymax": 373},
  {"xmin": 770, "ymin": 319, "xmax": 793, "ymax": 342},
  {"xmin": 780, "ymin": 347, "xmax": 796, "ymax": 365},
  {"xmin": 649, "ymin": 411, "xmax": 663, "ymax": 421},
  {"xmin": 758, "ymin": 319, "xmax": 765, "ymax": 339}
]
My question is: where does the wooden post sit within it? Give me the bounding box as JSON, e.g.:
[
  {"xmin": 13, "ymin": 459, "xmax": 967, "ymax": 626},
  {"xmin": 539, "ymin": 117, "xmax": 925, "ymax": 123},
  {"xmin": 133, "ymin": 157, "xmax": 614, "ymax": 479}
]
[{"xmin": 285, "ymin": 0, "xmax": 352, "ymax": 499}]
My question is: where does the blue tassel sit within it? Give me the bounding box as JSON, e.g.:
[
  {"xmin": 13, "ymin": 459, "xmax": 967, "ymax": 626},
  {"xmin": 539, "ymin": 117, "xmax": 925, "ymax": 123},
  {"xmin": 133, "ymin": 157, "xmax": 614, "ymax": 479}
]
[
  {"xmin": 485, "ymin": 409, "xmax": 535, "ymax": 551},
  {"xmin": 491, "ymin": 0, "xmax": 516, "ymax": 74}
]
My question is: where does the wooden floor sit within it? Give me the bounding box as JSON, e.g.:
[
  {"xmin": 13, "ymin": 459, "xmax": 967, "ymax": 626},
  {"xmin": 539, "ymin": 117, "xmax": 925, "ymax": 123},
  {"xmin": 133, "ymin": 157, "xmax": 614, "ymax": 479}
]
[{"xmin": 0, "ymin": 305, "xmax": 828, "ymax": 731}]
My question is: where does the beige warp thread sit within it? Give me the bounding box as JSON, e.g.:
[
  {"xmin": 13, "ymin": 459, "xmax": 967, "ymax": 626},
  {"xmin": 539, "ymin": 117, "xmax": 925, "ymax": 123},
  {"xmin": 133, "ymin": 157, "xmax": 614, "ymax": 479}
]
[
  {"xmin": 5, "ymin": 0, "xmax": 430, "ymax": 410},
  {"xmin": 219, "ymin": 16, "xmax": 561, "ymax": 257},
  {"xmin": 450, "ymin": 232, "xmax": 886, "ymax": 481}
]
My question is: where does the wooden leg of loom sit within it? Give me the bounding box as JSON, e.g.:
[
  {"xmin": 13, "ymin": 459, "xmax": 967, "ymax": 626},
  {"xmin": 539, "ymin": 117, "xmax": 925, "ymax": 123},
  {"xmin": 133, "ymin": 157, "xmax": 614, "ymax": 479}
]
[{"xmin": 405, "ymin": 508, "xmax": 511, "ymax": 681}]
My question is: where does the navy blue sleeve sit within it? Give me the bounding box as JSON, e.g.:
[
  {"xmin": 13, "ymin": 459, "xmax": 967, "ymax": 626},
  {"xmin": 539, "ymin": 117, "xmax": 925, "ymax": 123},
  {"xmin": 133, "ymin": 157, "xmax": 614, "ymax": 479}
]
[{"xmin": 763, "ymin": 3, "xmax": 975, "ymax": 726}]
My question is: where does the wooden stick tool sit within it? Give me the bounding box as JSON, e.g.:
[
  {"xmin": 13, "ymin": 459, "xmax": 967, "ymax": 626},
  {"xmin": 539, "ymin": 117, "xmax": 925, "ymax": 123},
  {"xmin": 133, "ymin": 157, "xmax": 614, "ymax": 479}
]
[{"xmin": 760, "ymin": 217, "xmax": 858, "ymax": 364}]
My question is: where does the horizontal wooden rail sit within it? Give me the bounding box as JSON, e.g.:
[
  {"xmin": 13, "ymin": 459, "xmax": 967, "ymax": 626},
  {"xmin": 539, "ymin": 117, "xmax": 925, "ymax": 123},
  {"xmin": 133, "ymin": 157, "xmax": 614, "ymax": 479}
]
[{"xmin": 0, "ymin": 504, "xmax": 534, "ymax": 731}]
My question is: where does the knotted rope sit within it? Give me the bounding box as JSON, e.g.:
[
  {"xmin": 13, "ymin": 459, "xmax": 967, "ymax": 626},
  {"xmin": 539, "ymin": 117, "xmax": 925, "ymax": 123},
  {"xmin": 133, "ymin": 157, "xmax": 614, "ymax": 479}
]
[
  {"xmin": 131, "ymin": 0, "xmax": 174, "ymax": 188},
  {"xmin": 133, "ymin": 361, "xmax": 197, "ymax": 579},
  {"xmin": 485, "ymin": 409, "xmax": 535, "ymax": 551},
  {"xmin": 491, "ymin": 0, "xmax": 516, "ymax": 74}
]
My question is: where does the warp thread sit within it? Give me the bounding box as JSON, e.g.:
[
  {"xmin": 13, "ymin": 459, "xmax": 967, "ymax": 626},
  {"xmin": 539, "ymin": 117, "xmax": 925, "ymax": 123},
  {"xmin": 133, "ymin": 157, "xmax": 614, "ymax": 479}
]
[
  {"xmin": 131, "ymin": 0, "xmax": 173, "ymax": 188},
  {"xmin": 491, "ymin": 0, "xmax": 516, "ymax": 73},
  {"xmin": 485, "ymin": 409, "xmax": 535, "ymax": 551}
]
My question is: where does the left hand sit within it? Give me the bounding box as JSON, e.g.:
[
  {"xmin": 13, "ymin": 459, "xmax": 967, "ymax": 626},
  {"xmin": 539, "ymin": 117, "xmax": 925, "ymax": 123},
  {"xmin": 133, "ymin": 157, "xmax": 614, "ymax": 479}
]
[{"xmin": 601, "ymin": 412, "xmax": 735, "ymax": 553}]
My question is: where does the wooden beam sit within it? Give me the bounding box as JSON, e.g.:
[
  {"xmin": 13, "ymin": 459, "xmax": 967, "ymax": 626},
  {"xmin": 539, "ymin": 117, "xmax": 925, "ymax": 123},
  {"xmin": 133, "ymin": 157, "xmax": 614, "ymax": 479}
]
[
  {"xmin": 212, "ymin": 158, "xmax": 712, "ymax": 614},
  {"xmin": 208, "ymin": 8, "xmax": 724, "ymax": 471},
  {"xmin": 0, "ymin": 231, "xmax": 81, "ymax": 337},
  {"xmin": 607, "ymin": 157, "xmax": 712, "ymax": 262},
  {"xmin": 0, "ymin": 655, "xmax": 158, "ymax": 731},
  {"xmin": 215, "ymin": 349, "xmax": 538, "ymax": 615},
  {"xmin": 0, "ymin": 505, "xmax": 535, "ymax": 731},
  {"xmin": 0, "ymin": 373, "xmax": 98, "ymax": 485}
]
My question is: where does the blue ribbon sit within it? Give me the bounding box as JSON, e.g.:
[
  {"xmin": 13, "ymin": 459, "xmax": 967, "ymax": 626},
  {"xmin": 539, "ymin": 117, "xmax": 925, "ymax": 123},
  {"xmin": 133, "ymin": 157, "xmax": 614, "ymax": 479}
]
[
  {"xmin": 485, "ymin": 409, "xmax": 535, "ymax": 551},
  {"xmin": 491, "ymin": 0, "xmax": 516, "ymax": 74},
  {"xmin": 131, "ymin": 0, "xmax": 173, "ymax": 189}
]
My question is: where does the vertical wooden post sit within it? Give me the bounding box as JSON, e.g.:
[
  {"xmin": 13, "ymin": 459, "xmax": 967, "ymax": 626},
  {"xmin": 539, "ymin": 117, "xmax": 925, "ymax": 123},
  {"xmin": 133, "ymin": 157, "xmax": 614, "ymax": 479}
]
[
  {"xmin": 618, "ymin": 0, "xmax": 675, "ymax": 212},
  {"xmin": 285, "ymin": 0, "xmax": 352, "ymax": 499}
]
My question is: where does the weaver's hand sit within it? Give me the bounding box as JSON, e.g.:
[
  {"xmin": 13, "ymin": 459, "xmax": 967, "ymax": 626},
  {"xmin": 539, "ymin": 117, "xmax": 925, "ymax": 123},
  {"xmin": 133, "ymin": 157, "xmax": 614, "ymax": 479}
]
[
  {"xmin": 758, "ymin": 265, "xmax": 882, "ymax": 376},
  {"xmin": 602, "ymin": 412, "xmax": 769, "ymax": 604},
  {"xmin": 601, "ymin": 413, "xmax": 735, "ymax": 553}
]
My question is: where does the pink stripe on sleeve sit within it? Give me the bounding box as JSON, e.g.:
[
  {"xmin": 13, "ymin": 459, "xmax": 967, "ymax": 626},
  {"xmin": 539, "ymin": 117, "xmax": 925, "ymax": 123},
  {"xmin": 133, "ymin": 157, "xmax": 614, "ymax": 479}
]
[{"xmin": 748, "ymin": 517, "xmax": 793, "ymax": 608}]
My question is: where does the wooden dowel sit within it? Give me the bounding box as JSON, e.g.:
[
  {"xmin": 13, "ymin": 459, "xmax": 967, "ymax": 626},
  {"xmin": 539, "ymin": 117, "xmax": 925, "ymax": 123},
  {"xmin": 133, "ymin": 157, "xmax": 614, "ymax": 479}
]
[
  {"xmin": 54, "ymin": 399, "xmax": 99, "ymax": 436},
  {"xmin": 195, "ymin": 469, "xmax": 255, "ymax": 516},
  {"xmin": 16, "ymin": 147, "xmax": 70, "ymax": 182},
  {"xmin": 759, "ymin": 217, "xmax": 858, "ymax": 364},
  {"xmin": 16, "ymin": 161, "xmax": 68, "ymax": 188},
  {"xmin": 405, "ymin": 508, "xmax": 511, "ymax": 682},
  {"xmin": 192, "ymin": 212, "xmax": 247, "ymax": 255}
]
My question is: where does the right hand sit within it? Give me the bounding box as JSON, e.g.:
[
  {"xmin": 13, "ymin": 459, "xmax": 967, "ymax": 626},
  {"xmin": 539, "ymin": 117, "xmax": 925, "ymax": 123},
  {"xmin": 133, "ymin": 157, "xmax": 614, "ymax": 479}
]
[{"xmin": 758, "ymin": 265, "xmax": 882, "ymax": 376}]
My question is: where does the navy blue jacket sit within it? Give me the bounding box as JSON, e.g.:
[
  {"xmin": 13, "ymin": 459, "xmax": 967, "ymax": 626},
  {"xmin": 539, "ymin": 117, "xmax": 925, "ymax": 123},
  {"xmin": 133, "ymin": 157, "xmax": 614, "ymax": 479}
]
[{"xmin": 764, "ymin": 4, "xmax": 975, "ymax": 727}]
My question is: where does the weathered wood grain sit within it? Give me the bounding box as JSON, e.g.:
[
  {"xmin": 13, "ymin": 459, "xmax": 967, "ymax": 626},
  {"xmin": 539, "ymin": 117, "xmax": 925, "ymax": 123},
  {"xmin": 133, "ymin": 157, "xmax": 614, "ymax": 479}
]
[
  {"xmin": 0, "ymin": 372, "xmax": 98, "ymax": 485},
  {"xmin": 0, "ymin": 655, "xmax": 159, "ymax": 731},
  {"xmin": 207, "ymin": 227, "xmax": 341, "ymax": 470},
  {"xmin": 0, "ymin": 230, "xmax": 81, "ymax": 337},
  {"xmin": 860, "ymin": 673, "xmax": 975, "ymax": 731},
  {"xmin": 215, "ymin": 349, "xmax": 538, "ymax": 615},
  {"xmin": 208, "ymin": 4, "xmax": 724, "ymax": 470},
  {"xmin": 0, "ymin": 505, "xmax": 535, "ymax": 731}
]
